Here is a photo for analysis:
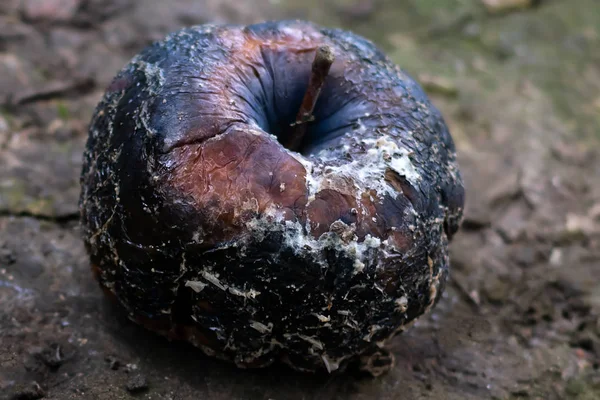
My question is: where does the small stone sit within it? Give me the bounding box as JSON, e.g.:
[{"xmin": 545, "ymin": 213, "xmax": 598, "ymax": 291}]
[
  {"xmin": 510, "ymin": 388, "xmax": 530, "ymax": 397},
  {"xmin": 34, "ymin": 343, "xmax": 65, "ymax": 369},
  {"xmin": 125, "ymin": 363, "xmax": 138, "ymax": 372},
  {"xmin": 511, "ymin": 245, "xmax": 537, "ymax": 267},
  {"xmin": 551, "ymin": 141, "xmax": 591, "ymax": 166},
  {"xmin": 549, "ymin": 248, "xmax": 563, "ymax": 267},
  {"xmin": 482, "ymin": 277, "xmax": 510, "ymax": 304},
  {"xmin": 565, "ymin": 213, "xmax": 597, "ymax": 236},
  {"xmin": 461, "ymin": 205, "xmax": 492, "ymax": 230},
  {"xmin": 485, "ymin": 170, "xmax": 521, "ymax": 207},
  {"xmin": 387, "ymin": 33, "xmax": 416, "ymax": 51},
  {"xmin": 9, "ymin": 381, "xmax": 46, "ymax": 400},
  {"xmin": 495, "ymin": 202, "xmax": 529, "ymax": 242},
  {"xmin": 418, "ymin": 74, "xmax": 458, "ymax": 97},
  {"xmin": 572, "ymin": 333, "xmax": 595, "ymax": 352},
  {"xmin": 125, "ymin": 374, "xmax": 149, "ymax": 393},
  {"xmin": 481, "ymin": 0, "xmax": 534, "ymax": 14},
  {"xmin": 0, "ymin": 246, "xmax": 16, "ymax": 265},
  {"xmin": 21, "ymin": 0, "xmax": 81, "ymax": 23},
  {"xmin": 359, "ymin": 346, "xmax": 395, "ymax": 377}
]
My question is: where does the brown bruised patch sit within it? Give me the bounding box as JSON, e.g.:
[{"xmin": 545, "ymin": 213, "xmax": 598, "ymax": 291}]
[
  {"xmin": 305, "ymin": 187, "xmax": 381, "ymax": 238},
  {"xmin": 387, "ymin": 230, "xmax": 415, "ymax": 253},
  {"xmin": 305, "ymin": 182, "xmax": 412, "ymax": 244},
  {"xmin": 355, "ymin": 189, "xmax": 416, "ymax": 253},
  {"xmin": 164, "ymin": 24, "xmax": 414, "ymax": 251},
  {"xmin": 232, "ymin": 22, "xmax": 323, "ymax": 55},
  {"xmin": 169, "ymin": 129, "xmax": 308, "ymax": 242},
  {"xmin": 164, "ymin": 27, "xmax": 346, "ymax": 240},
  {"xmin": 307, "ymin": 189, "xmax": 358, "ymax": 237},
  {"xmin": 356, "ymin": 190, "xmax": 387, "ymax": 239},
  {"xmin": 163, "ymin": 24, "xmax": 367, "ymax": 244}
]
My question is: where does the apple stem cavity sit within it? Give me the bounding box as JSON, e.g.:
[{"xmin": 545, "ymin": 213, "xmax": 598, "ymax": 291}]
[{"xmin": 286, "ymin": 45, "xmax": 335, "ymax": 151}]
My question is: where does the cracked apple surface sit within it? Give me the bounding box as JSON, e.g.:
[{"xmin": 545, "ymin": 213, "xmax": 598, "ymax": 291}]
[{"xmin": 80, "ymin": 20, "xmax": 464, "ymax": 375}]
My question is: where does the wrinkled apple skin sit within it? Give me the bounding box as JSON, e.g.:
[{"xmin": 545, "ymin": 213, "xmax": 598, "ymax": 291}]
[{"xmin": 80, "ymin": 20, "xmax": 464, "ymax": 374}]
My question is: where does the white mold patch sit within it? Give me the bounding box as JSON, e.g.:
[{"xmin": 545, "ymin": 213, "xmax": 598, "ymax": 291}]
[
  {"xmin": 302, "ymin": 134, "xmax": 423, "ymax": 205},
  {"xmin": 353, "ymin": 259, "xmax": 365, "ymax": 274},
  {"xmin": 288, "ymin": 152, "xmax": 320, "ymax": 203},
  {"xmin": 189, "ymin": 269, "xmax": 262, "ymax": 300},
  {"xmin": 295, "ymin": 334, "xmax": 324, "ymax": 350},
  {"xmin": 321, "ymin": 353, "xmax": 350, "ymax": 373},
  {"xmin": 362, "ymin": 324, "xmax": 384, "ymax": 342},
  {"xmin": 250, "ymin": 320, "xmax": 273, "ymax": 334},
  {"xmin": 314, "ymin": 314, "xmax": 331, "ymax": 323},
  {"xmin": 185, "ymin": 280, "xmax": 208, "ymax": 293},
  {"xmin": 132, "ymin": 59, "xmax": 166, "ymax": 90},
  {"xmin": 201, "ymin": 270, "xmax": 227, "ymax": 291},
  {"xmin": 229, "ymin": 286, "xmax": 261, "ymax": 299},
  {"xmin": 390, "ymin": 152, "xmax": 420, "ymax": 184},
  {"xmin": 395, "ymin": 296, "xmax": 408, "ymax": 313}
]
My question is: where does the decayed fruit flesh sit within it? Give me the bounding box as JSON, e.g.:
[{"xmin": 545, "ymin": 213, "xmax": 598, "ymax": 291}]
[{"xmin": 80, "ymin": 20, "xmax": 464, "ymax": 375}]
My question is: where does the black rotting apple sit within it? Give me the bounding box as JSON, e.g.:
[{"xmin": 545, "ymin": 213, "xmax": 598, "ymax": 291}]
[{"xmin": 79, "ymin": 20, "xmax": 465, "ymax": 376}]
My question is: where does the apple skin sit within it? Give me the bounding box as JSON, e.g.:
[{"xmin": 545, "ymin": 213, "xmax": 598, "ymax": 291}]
[{"xmin": 80, "ymin": 20, "xmax": 464, "ymax": 374}]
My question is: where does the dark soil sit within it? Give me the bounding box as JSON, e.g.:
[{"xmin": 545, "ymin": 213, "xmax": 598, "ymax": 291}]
[{"xmin": 1, "ymin": 0, "xmax": 599, "ymax": 399}]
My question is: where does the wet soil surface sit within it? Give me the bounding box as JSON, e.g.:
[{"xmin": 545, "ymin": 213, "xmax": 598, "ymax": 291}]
[{"xmin": 1, "ymin": 0, "xmax": 600, "ymax": 399}]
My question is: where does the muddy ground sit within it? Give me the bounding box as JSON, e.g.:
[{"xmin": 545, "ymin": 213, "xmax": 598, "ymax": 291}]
[{"xmin": 1, "ymin": 0, "xmax": 599, "ymax": 399}]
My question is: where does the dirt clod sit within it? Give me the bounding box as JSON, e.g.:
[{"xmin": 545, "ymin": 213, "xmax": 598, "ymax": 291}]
[
  {"xmin": 8, "ymin": 382, "xmax": 46, "ymax": 400},
  {"xmin": 125, "ymin": 374, "xmax": 149, "ymax": 394},
  {"xmin": 32, "ymin": 344, "xmax": 65, "ymax": 370},
  {"xmin": 20, "ymin": 0, "xmax": 81, "ymax": 23},
  {"xmin": 481, "ymin": 0, "xmax": 534, "ymax": 14},
  {"xmin": 105, "ymin": 355, "xmax": 121, "ymax": 370}
]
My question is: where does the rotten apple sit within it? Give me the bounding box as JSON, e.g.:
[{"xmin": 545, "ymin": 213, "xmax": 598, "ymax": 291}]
[{"xmin": 80, "ymin": 20, "xmax": 465, "ymax": 376}]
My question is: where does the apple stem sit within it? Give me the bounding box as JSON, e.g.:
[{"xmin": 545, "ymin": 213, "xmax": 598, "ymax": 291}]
[{"xmin": 286, "ymin": 45, "xmax": 335, "ymax": 152}]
